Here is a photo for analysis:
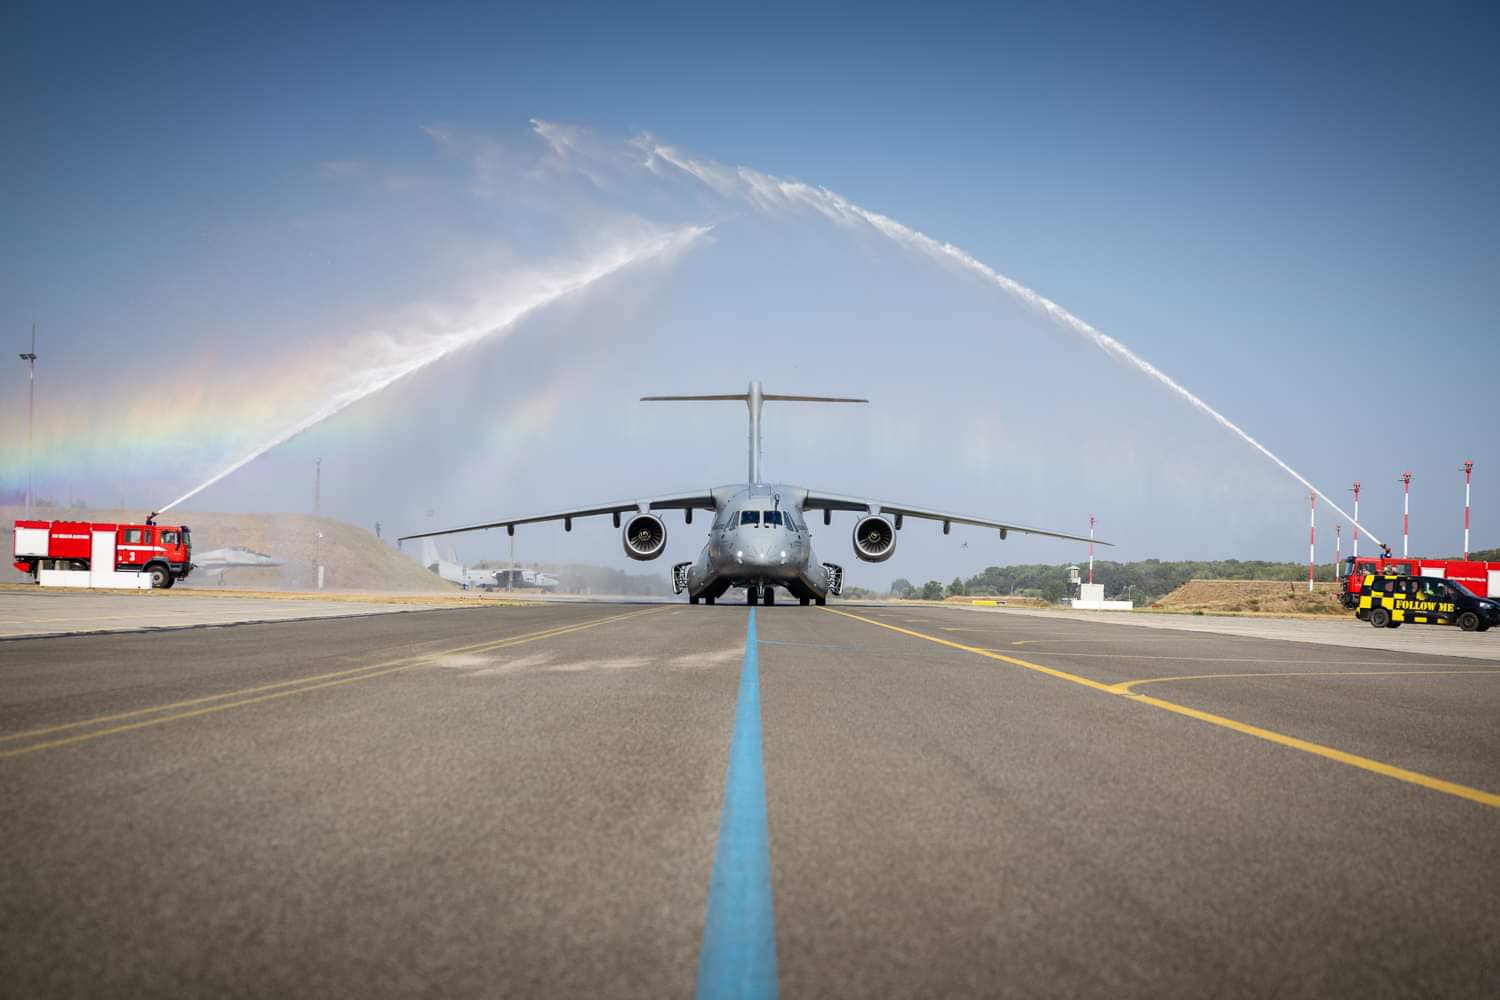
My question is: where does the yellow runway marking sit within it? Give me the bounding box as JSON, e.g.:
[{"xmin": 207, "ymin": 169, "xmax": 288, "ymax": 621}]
[
  {"xmin": 0, "ymin": 608, "xmax": 661, "ymax": 759},
  {"xmin": 823, "ymin": 608, "xmax": 1500, "ymax": 810},
  {"xmin": 1110, "ymin": 669, "xmax": 1500, "ymax": 694}
]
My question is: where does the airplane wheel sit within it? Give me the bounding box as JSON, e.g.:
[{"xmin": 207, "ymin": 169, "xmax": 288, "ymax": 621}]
[
  {"xmin": 800, "ymin": 597, "xmax": 810, "ymax": 606},
  {"xmin": 764, "ymin": 588, "xmax": 776, "ymax": 606},
  {"xmin": 689, "ymin": 595, "xmax": 699, "ymax": 605},
  {"xmin": 1458, "ymin": 611, "xmax": 1480, "ymax": 632},
  {"xmin": 747, "ymin": 589, "xmax": 759, "ymax": 606},
  {"xmin": 705, "ymin": 596, "xmax": 715, "ymax": 605},
  {"xmin": 815, "ymin": 596, "xmax": 826, "ymax": 606},
  {"xmin": 1368, "ymin": 608, "xmax": 1391, "ymax": 628}
]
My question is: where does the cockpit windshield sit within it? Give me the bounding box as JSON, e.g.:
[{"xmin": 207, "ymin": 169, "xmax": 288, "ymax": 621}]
[
  {"xmin": 763, "ymin": 511, "xmax": 783, "ymax": 526},
  {"xmin": 740, "ymin": 511, "xmax": 761, "ymax": 526}
]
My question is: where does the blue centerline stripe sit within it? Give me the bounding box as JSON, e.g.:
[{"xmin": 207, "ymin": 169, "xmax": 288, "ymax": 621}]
[{"xmin": 696, "ymin": 608, "xmax": 778, "ymax": 1000}]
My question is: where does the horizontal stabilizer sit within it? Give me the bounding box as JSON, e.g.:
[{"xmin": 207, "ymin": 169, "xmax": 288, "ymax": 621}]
[
  {"xmin": 641, "ymin": 380, "xmax": 865, "ymax": 484},
  {"xmin": 641, "ymin": 393, "xmax": 867, "ymax": 403}
]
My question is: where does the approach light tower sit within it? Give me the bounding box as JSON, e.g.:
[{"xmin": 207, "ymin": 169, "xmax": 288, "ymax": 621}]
[
  {"xmin": 1348, "ymin": 482, "xmax": 1361, "ymax": 558},
  {"xmin": 19, "ymin": 323, "xmax": 37, "ymax": 519},
  {"xmin": 1307, "ymin": 493, "xmax": 1317, "ymax": 592},
  {"xmin": 1460, "ymin": 461, "xmax": 1473, "ymax": 559},
  {"xmin": 1399, "ymin": 472, "xmax": 1412, "ymax": 557}
]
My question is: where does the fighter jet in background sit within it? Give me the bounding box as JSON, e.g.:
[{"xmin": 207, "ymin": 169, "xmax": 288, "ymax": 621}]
[
  {"xmin": 400, "ymin": 381, "xmax": 1108, "ymax": 605},
  {"xmin": 192, "ymin": 547, "xmax": 285, "ymax": 584}
]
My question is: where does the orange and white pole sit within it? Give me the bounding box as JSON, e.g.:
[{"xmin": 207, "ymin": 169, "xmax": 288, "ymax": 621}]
[
  {"xmin": 1461, "ymin": 461, "xmax": 1473, "ymax": 559},
  {"xmin": 1308, "ymin": 493, "xmax": 1317, "ymax": 592},
  {"xmin": 1400, "ymin": 472, "xmax": 1412, "ymax": 557},
  {"xmin": 1349, "ymin": 482, "xmax": 1360, "ymax": 558}
]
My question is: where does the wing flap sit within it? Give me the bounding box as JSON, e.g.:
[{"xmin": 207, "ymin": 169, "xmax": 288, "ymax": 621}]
[
  {"xmin": 397, "ymin": 490, "xmax": 716, "ymax": 543},
  {"xmin": 802, "ymin": 490, "xmax": 1110, "ymax": 545}
]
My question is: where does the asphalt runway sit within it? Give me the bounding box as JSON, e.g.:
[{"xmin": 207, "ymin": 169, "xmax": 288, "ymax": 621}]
[{"xmin": 2, "ymin": 601, "xmax": 1496, "ymax": 998}]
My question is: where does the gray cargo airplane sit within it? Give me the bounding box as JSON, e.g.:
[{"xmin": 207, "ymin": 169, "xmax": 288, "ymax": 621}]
[{"xmin": 399, "ymin": 382, "xmax": 1107, "ymax": 605}]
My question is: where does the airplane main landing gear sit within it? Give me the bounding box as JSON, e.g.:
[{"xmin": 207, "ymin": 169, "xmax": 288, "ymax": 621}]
[
  {"xmin": 747, "ymin": 587, "xmax": 759, "ymax": 606},
  {"xmin": 800, "ymin": 596, "xmax": 810, "ymax": 606},
  {"xmin": 763, "ymin": 587, "xmax": 775, "ymax": 606}
]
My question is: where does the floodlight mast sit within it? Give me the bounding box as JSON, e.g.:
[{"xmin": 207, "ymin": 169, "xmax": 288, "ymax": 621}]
[
  {"xmin": 19, "ymin": 323, "xmax": 37, "ymax": 519},
  {"xmin": 1399, "ymin": 472, "xmax": 1412, "ymax": 558},
  {"xmin": 1088, "ymin": 515, "xmax": 1095, "ymax": 585},
  {"xmin": 1460, "ymin": 461, "xmax": 1473, "ymax": 559},
  {"xmin": 1349, "ymin": 482, "xmax": 1361, "ymax": 558},
  {"xmin": 1307, "ymin": 493, "xmax": 1316, "ymax": 593}
]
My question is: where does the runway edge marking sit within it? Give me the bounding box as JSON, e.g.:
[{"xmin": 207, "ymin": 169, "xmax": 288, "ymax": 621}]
[
  {"xmin": 696, "ymin": 608, "xmax": 778, "ymax": 1000},
  {"xmin": 823, "ymin": 608, "xmax": 1500, "ymax": 810},
  {"xmin": 0, "ymin": 608, "xmax": 662, "ymax": 759}
]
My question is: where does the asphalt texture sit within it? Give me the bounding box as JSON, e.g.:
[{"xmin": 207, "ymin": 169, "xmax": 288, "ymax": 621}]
[
  {"xmin": 2, "ymin": 600, "xmax": 1497, "ymax": 998},
  {"xmin": 0, "ymin": 589, "xmax": 428, "ymax": 638}
]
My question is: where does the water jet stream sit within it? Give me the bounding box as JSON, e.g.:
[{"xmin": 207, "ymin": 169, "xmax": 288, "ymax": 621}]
[
  {"xmin": 156, "ymin": 225, "xmax": 709, "ymax": 515},
  {"xmin": 632, "ymin": 134, "xmax": 1384, "ymax": 548}
]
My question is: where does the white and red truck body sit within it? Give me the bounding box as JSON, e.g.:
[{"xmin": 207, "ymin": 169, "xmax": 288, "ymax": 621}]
[{"xmin": 13, "ymin": 520, "xmax": 193, "ymax": 589}]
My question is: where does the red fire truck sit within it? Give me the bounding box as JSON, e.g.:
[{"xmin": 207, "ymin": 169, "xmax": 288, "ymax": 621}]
[
  {"xmin": 13, "ymin": 519, "xmax": 194, "ymax": 588},
  {"xmin": 1338, "ymin": 554, "xmax": 1500, "ymax": 607}
]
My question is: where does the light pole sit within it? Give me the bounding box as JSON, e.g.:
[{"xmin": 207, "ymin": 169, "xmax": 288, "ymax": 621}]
[
  {"xmin": 1348, "ymin": 482, "xmax": 1360, "ymax": 558},
  {"xmin": 1399, "ymin": 472, "xmax": 1412, "ymax": 557},
  {"xmin": 19, "ymin": 323, "xmax": 37, "ymax": 519},
  {"xmin": 1335, "ymin": 522, "xmax": 1341, "ymax": 577},
  {"xmin": 1307, "ymin": 493, "xmax": 1316, "ymax": 592},
  {"xmin": 1088, "ymin": 515, "xmax": 1095, "ymax": 586},
  {"xmin": 1460, "ymin": 461, "xmax": 1473, "ymax": 560}
]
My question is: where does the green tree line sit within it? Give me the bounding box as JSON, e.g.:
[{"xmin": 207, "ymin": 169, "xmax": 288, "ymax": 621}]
[{"xmin": 889, "ymin": 544, "xmax": 1498, "ymax": 604}]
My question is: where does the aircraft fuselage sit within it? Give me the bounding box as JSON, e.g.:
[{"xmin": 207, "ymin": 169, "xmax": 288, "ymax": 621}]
[{"xmin": 681, "ymin": 483, "xmax": 835, "ymax": 605}]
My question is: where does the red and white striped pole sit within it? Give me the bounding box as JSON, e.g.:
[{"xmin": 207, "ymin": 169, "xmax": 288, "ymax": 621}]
[
  {"xmin": 1461, "ymin": 460, "xmax": 1473, "ymax": 559},
  {"xmin": 1349, "ymin": 482, "xmax": 1360, "ymax": 558},
  {"xmin": 1400, "ymin": 472, "xmax": 1412, "ymax": 557},
  {"xmin": 1308, "ymin": 493, "xmax": 1316, "ymax": 592},
  {"xmin": 1088, "ymin": 515, "xmax": 1095, "ymax": 585}
]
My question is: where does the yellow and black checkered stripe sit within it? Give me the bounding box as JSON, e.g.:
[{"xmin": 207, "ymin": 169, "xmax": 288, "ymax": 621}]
[{"xmin": 1356, "ymin": 574, "xmax": 1457, "ymax": 624}]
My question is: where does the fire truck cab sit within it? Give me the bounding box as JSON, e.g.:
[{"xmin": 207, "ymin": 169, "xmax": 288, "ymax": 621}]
[
  {"xmin": 13, "ymin": 520, "xmax": 194, "ymax": 589},
  {"xmin": 1338, "ymin": 555, "xmax": 1500, "ymax": 608}
]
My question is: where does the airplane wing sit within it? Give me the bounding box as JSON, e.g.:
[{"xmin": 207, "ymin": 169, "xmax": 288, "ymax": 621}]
[
  {"xmin": 801, "ymin": 490, "xmax": 1110, "ymax": 545},
  {"xmin": 397, "ymin": 490, "xmax": 717, "ymax": 543}
]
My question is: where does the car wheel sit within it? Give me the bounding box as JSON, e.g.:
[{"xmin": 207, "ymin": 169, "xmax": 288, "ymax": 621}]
[
  {"xmin": 147, "ymin": 564, "xmax": 171, "ymax": 589},
  {"xmin": 1369, "ymin": 608, "xmax": 1391, "ymax": 628},
  {"xmin": 1458, "ymin": 611, "xmax": 1480, "ymax": 632}
]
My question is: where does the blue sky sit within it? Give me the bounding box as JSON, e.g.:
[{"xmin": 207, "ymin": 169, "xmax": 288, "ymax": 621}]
[{"xmin": 4, "ymin": 2, "xmax": 1497, "ymax": 585}]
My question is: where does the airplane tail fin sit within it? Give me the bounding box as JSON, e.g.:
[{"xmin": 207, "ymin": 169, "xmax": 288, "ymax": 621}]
[{"xmin": 642, "ymin": 380, "xmax": 866, "ymax": 484}]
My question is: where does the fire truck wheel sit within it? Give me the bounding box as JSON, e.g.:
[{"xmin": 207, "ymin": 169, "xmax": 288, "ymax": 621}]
[
  {"xmin": 147, "ymin": 564, "xmax": 171, "ymax": 589},
  {"xmin": 1457, "ymin": 611, "xmax": 1481, "ymax": 632},
  {"xmin": 1368, "ymin": 608, "xmax": 1391, "ymax": 629}
]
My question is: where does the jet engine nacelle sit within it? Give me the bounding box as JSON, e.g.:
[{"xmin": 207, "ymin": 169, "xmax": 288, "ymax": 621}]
[
  {"xmin": 852, "ymin": 515, "xmax": 896, "ymax": 563},
  {"xmin": 623, "ymin": 513, "xmax": 667, "ymax": 560}
]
